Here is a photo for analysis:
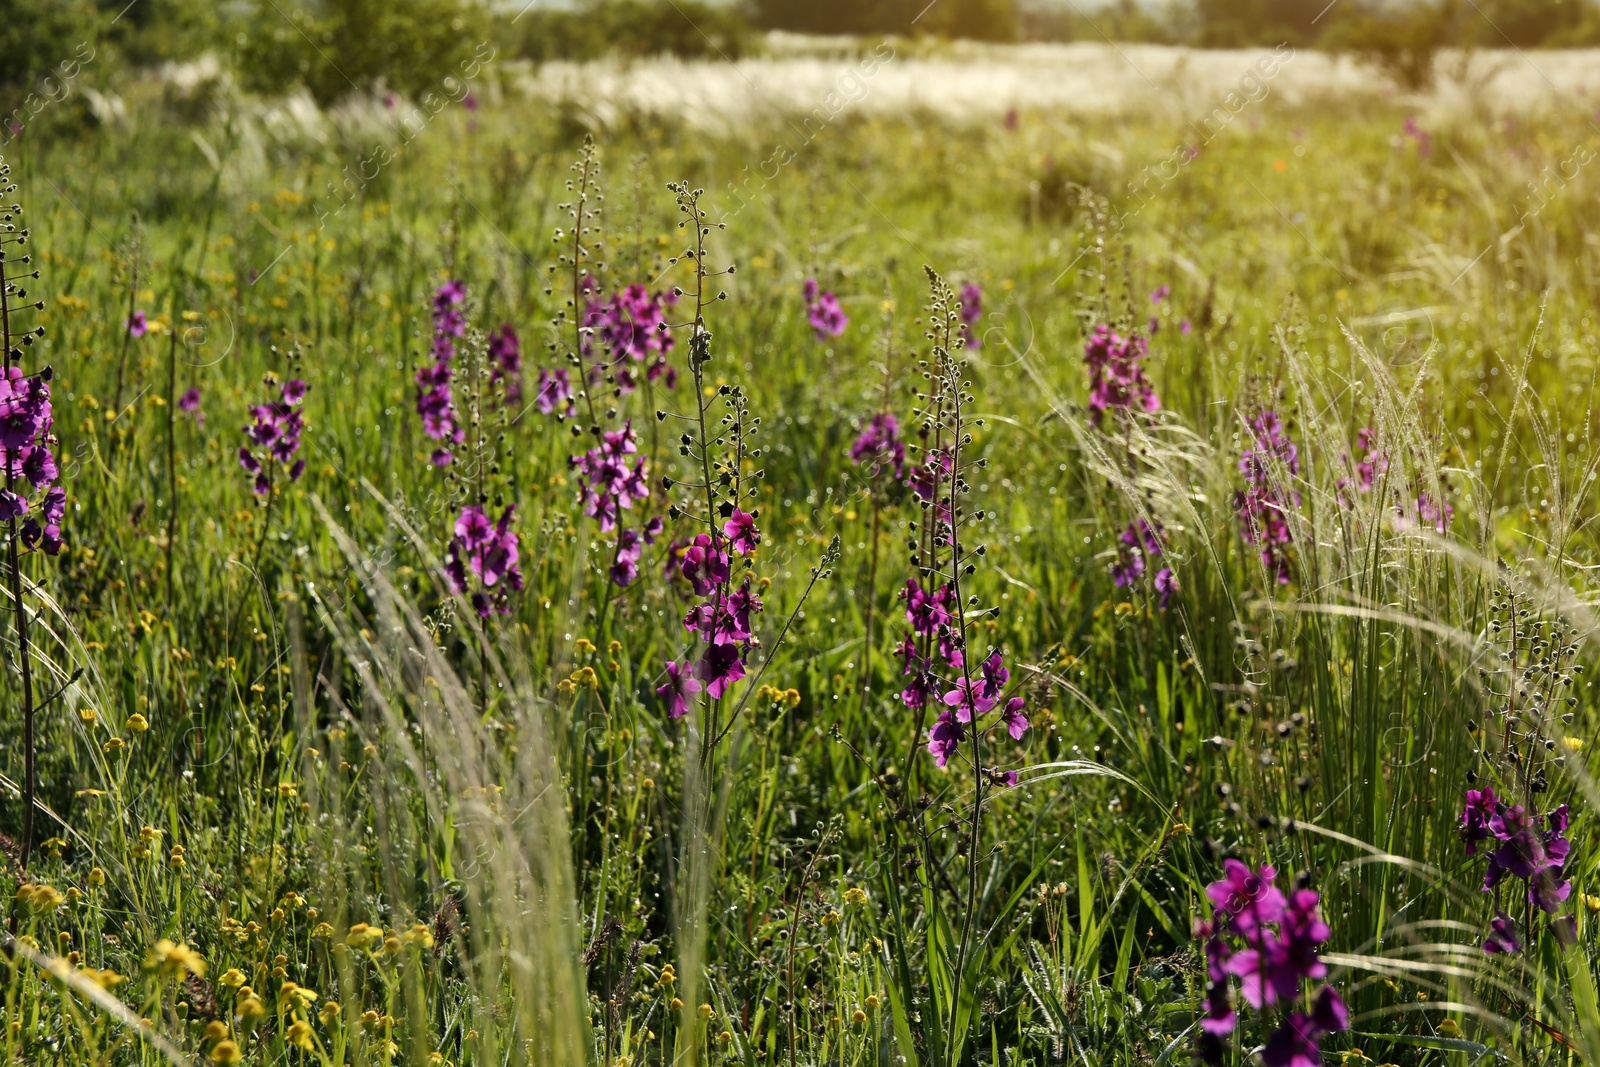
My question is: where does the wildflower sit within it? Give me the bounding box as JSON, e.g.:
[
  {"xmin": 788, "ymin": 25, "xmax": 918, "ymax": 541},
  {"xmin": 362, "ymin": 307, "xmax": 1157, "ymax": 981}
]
[
  {"xmin": 126, "ymin": 310, "xmax": 149, "ymax": 337},
  {"xmin": 1150, "ymin": 284, "xmax": 1170, "ymax": 304},
  {"xmin": 958, "ymin": 283, "xmax": 982, "ymax": 348},
  {"xmin": 656, "ymin": 660, "xmax": 702, "ymax": 719},
  {"xmin": 1483, "ymin": 911, "xmax": 1521, "ymax": 954},
  {"xmin": 579, "ymin": 282, "xmax": 678, "ymax": 391},
  {"xmin": 445, "ymin": 504, "xmax": 524, "ymax": 617},
  {"xmin": 239, "ymin": 377, "xmax": 309, "ymax": 494},
  {"xmin": 146, "ymin": 939, "xmax": 206, "ymax": 978},
  {"xmin": 414, "ymin": 281, "xmax": 468, "ymax": 464},
  {"xmin": 125, "ymin": 712, "xmax": 149, "ymax": 732},
  {"xmin": 1235, "ymin": 411, "xmax": 1300, "ymax": 584},
  {"xmin": 487, "ymin": 323, "xmax": 522, "ymax": 403},
  {"xmin": 927, "ymin": 710, "xmax": 964, "ymax": 768},
  {"xmin": 287, "ymin": 1019, "xmax": 314, "ymax": 1050},
  {"xmin": 534, "ymin": 367, "xmax": 575, "ymax": 418},
  {"xmin": 178, "ymin": 386, "xmax": 203, "ymax": 426},
  {"xmin": 1153, "ymin": 566, "xmax": 1178, "ymax": 609},
  {"xmin": 723, "ymin": 509, "xmax": 760, "ymax": 554},
  {"xmin": 211, "ymin": 1041, "xmax": 242, "ymax": 1064},
  {"xmin": 696, "ymin": 642, "xmax": 746, "ymax": 699},
  {"xmin": 802, "ymin": 278, "xmax": 848, "ymax": 340},
  {"xmin": 849, "ymin": 412, "xmax": 906, "ymax": 477},
  {"xmin": 1083, "ymin": 324, "xmax": 1159, "ymax": 426}
]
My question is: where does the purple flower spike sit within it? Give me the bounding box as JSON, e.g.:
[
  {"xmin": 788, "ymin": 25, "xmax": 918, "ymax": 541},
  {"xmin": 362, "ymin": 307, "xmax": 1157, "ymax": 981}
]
[
  {"xmin": 1483, "ymin": 911, "xmax": 1521, "ymax": 955},
  {"xmin": 803, "ymin": 279, "xmax": 848, "ymax": 340},
  {"xmin": 126, "ymin": 310, "xmax": 148, "ymax": 337}
]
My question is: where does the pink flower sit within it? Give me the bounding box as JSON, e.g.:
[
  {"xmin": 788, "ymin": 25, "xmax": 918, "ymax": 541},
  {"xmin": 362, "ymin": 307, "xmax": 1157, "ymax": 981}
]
[{"xmin": 656, "ymin": 660, "xmax": 701, "ymax": 719}]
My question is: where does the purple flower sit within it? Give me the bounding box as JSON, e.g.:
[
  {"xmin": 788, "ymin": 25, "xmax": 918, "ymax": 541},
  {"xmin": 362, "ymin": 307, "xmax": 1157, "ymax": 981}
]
[
  {"xmin": 1483, "ymin": 911, "xmax": 1521, "ymax": 955},
  {"xmin": 697, "ymin": 642, "xmax": 746, "ymax": 699},
  {"xmin": 657, "ymin": 660, "xmax": 702, "ymax": 719},
  {"xmin": 723, "ymin": 509, "xmax": 760, "ymax": 554},
  {"xmin": 1235, "ymin": 412, "xmax": 1301, "ymax": 584},
  {"xmin": 178, "ymin": 386, "xmax": 203, "ymax": 426},
  {"xmin": 488, "ymin": 324, "xmax": 523, "ymax": 404},
  {"xmin": 1150, "ymin": 284, "xmax": 1170, "ymax": 304},
  {"xmin": 1460, "ymin": 786, "xmax": 1499, "ymax": 855},
  {"xmin": 1153, "ymin": 566, "xmax": 1177, "ymax": 609},
  {"xmin": 535, "ymin": 367, "xmax": 575, "ymax": 417},
  {"xmin": 679, "ymin": 533, "xmax": 730, "ymax": 596},
  {"xmin": 958, "ymin": 283, "xmax": 982, "ymax": 348},
  {"xmin": 240, "ymin": 377, "xmax": 307, "ymax": 494},
  {"xmin": 849, "ymin": 412, "xmax": 906, "ymax": 478},
  {"xmin": 1205, "ymin": 859, "xmax": 1286, "ymax": 935},
  {"xmin": 126, "ymin": 311, "xmax": 148, "ymax": 337},
  {"xmin": 446, "ymin": 504, "xmax": 522, "ymax": 615},
  {"xmin": 1001, "ymin": 696, "xmax": 1029, "ymax": 739},
  {"xmin": 1083, "ymin": 324, "xmax": 1159, "ymax": 426},
  {"xmin": 1261, "ymin": 1014, "xmax": 1320, "ymax": 1067},
  {"xmin": 611, "ymin": 527, "xmax": 644, "ymax": 587},
  {"xmin": 927, "ymin": 710, "xmax": 964, "ymax": 768},
  {"xmin": 803, "ymin": 280, "xmax": 848, "ymax": 340}
]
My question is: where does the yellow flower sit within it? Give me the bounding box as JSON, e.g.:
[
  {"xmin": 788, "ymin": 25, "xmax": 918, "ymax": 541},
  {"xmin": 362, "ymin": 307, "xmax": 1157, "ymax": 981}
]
[
  {"xmin": 844, "ymin": 887, "xmax": 868, "ymax": 906},
  {"xmin": 17, "ymin": 883, "xmax": 65, "ymax": 912},
  {"xmin": 211, "ymin": 1040, "xmax": 242, "ymax": 1064},
  {"xmin": 286, "ymin": 1019, "xmax": 314, "ymax": 1050},
  {"xmin": 312, "ymin": 922, "xmax": 334, "ymax": 938},
  {"xmin": 88, "ymin": 867, "xmax": 105, "ymax": 887},
  {"xmin": 852, "ymin": 1009, "xmax": 867, "ymax": 1025},
  {"xmin": 203, "ymin": 1020, "xmax": 229, "ymax": 1042},
  {"xmin": 78, "ymin": 707, "xmax": 97, "ymax": 724},
  {"xmin": 102, "ymin": 737, "xmax": 125, "ymax": 753},
  {"xmin": 1437, "ymin": 1019, "xmax": 1463, "ymax": 1039},
  {"xmin": 865, "ymin": 994, "xmax": 880, "ymax": 1009},
  {"xmin": 237, "ymin": 998, "xmax": 265, "ymax": 1019},
  {"xmin": 146, "ymin": 940, "xmax": 206, "ymax": 978},
  {"xmin": 319, "ymin": 1000, "xmax": 342, "ymax": 1024},
  {"xmin": 699, "ymin": 1003, "xmax": 714, "ymax": 1019},
  {"xmin": 1585, "ymin": 894, "xmax": 1600, "ymax": 913},
  {"xmin": 669, "ymin": 997, "xmax": 683, "ymax": 1012},
  {"xmin": 281, "ymin": 981, "xmax": 318, "ymax": 1009},
  {"xmin": 219, "ymin": 968, "xmax": 246, "ymax": 987},
  {"xmin": 125, "ymin": 713, "xmax": 149, "ymax": 733},
  {"xmin": 1561, "ymin": 736, "xmax": 1584, "ymax": 754},
  {"xmin": 278, "ymin": 781, "xmax": 298, "ymax": 798},
  {"xmin": 140, "ymin": 825, "xmax": 163, "ymax": 842}
]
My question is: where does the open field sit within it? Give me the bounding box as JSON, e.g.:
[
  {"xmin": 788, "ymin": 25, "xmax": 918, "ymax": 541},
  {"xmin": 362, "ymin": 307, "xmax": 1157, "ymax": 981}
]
[{"xmin": 4, "ymin": 37, "xmax": 1600, "ymax": 1067}]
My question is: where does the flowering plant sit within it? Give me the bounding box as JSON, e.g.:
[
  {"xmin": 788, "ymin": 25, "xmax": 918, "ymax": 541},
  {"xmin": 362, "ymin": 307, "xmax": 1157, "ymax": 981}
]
[
  {"xmin": 803, "ymin": 278, "xmax": 848, "ymax": 340},
  {"xmin": 1235, "ymin": 411, "xmax": 1300, "ymax": 585},
  {"xmin": 1195, "ymin": 860, "xmax": 1348, "ymax": 1066}
]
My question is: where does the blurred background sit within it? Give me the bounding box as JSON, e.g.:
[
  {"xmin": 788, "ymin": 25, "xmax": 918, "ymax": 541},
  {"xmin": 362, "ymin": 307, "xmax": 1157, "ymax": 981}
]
[{"xmin": 5, "ymin": 0, "xmax": 1599, "ymax": 114}]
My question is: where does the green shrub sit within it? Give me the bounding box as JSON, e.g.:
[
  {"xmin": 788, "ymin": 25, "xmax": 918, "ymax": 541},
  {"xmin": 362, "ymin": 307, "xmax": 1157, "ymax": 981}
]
[
  {"xmin": 0, "ymin": 0, "xmax": 100, "ymax": 90},
  {"xmin": 237, "ymin": 0, "xmax": 490, "ymax": 104},
  {"xmin": 505, "ymin": 0, "xmax": 752, "ymax": 63}
]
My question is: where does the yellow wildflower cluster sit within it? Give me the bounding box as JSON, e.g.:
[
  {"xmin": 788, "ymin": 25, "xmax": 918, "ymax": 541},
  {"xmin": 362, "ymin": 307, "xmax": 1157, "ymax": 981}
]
[{"xmin": 756, "ymin": 685, "xmax": 801, "ymax": 707}]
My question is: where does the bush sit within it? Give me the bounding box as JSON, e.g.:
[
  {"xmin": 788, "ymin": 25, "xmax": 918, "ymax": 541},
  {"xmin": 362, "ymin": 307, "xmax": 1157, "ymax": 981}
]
[
  {"xmin": 0, "ymin": 0, "xmax": 100, "ymax": 91},
  {"xmin": 1319, "ymin": 0, "xmax": 1459, "ymax": 89},
  {"xmin": 237, "ymin": 0, "xmax": 490, "ymax": 104},
  {"xmin": 505, "ymin": 0, "xmax": 752, "ymax": 63}
]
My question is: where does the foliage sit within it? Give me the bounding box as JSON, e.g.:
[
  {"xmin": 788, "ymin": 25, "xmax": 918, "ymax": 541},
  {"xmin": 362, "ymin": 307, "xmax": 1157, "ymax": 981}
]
[
  {"xmin": 8, "ymin": 44, "xmax": 1600, "ymax": 1067},
  {"xmin": 504, "ymin": 0, "xmax": 754, "ymax": 63},
  {"xmin": 235, "ymin": 0, "xmax": 490, "ymax": 104}
]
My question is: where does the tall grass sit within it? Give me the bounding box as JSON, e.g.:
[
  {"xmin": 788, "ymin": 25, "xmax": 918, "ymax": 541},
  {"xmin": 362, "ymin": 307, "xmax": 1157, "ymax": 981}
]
[{"xmin": 4, "ymin": 46, "xmax": 1600, "ymax": 1066}]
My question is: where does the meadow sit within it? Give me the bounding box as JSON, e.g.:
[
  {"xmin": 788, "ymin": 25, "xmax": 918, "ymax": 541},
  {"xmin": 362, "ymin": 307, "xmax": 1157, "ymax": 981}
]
[{"xmin": 3, "ymin": 38, "xmax": 1600, "ymax": 1067}]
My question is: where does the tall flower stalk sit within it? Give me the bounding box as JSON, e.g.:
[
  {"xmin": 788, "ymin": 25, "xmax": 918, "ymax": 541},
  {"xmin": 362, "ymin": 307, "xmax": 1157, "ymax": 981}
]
[
  {"xmin": 898, "ymin": 268, "xmax": 1030, "ymax": 1064},
  {"xmin": 0, "ymin": 160, "xmax": 61, "ymax": 862}
]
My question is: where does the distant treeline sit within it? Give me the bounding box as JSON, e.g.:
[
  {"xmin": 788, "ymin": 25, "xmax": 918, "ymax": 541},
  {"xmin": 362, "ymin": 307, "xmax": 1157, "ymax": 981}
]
[{"xmin": 4, "ymin": 0, "xmax": 1596, "ymax": 105}]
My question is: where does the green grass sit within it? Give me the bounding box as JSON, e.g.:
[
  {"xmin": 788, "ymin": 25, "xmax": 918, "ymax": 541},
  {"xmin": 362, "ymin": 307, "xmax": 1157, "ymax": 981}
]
[{"xmin": 3, "ymin": 58, "xmax": 1600, "ymax": 1067}]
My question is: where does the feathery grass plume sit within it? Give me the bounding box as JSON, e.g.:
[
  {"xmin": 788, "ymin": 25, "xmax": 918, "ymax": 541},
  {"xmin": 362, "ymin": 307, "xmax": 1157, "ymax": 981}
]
[{"xmin": 304, "ymin": 494, "xmax": 589, "ymax": 1067}]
